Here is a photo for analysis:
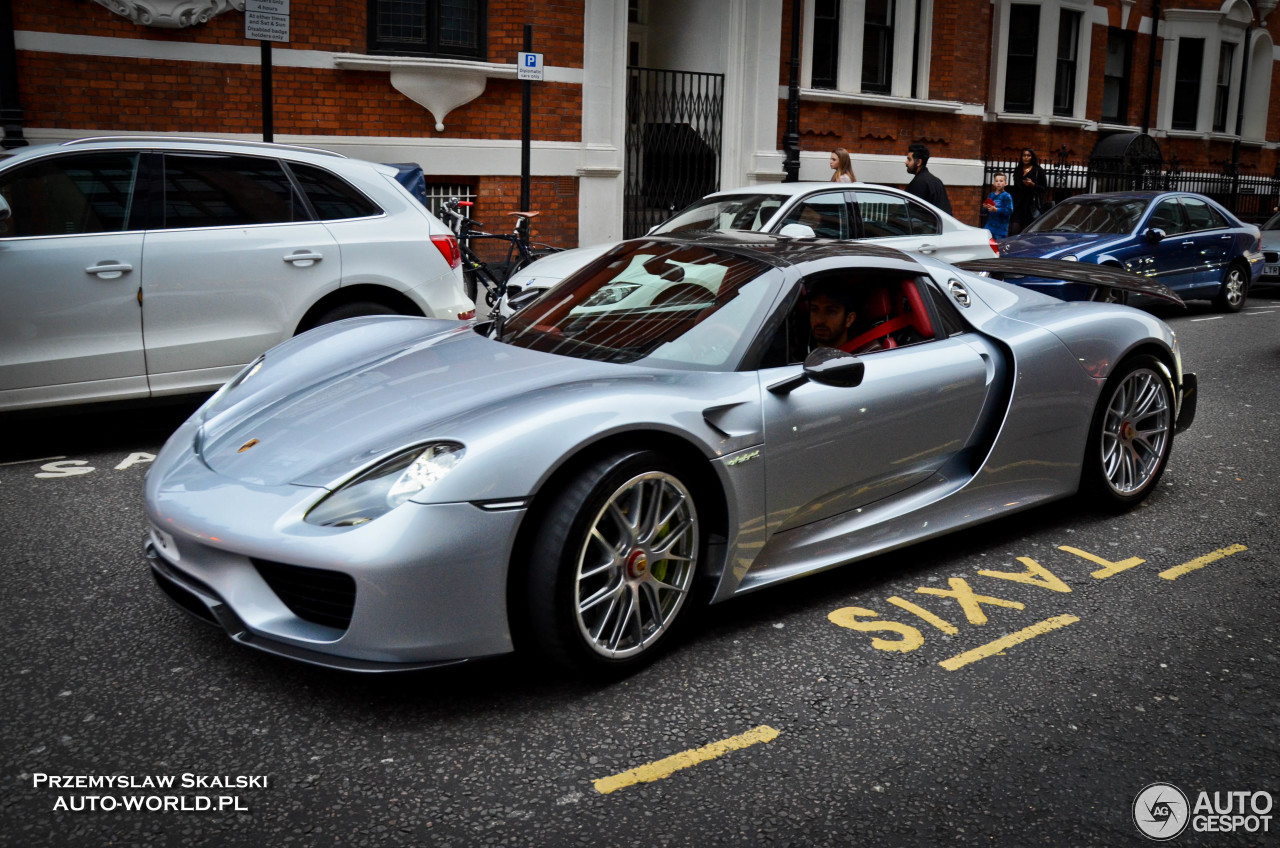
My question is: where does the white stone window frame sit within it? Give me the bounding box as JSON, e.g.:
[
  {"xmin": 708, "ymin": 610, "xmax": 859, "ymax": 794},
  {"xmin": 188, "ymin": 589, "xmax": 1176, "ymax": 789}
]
[
  {"xmin": 988, "ymin": 0, "xmax": 1095, "ymax": 126},
  {"xmin": 799, "ymin": 0, "xmax": 935, "ymax": 103},
  {"xmin": 1240, "ymin": 27, "xmax": 1274, "ymax": 144},
  {"xmin": 1156, "ymin": 1, "xmax": 1251, "ymax": 139}
]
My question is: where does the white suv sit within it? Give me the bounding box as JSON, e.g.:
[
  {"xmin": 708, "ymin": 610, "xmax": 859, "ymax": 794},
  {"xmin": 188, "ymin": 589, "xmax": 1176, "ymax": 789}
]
[{"xmin": 0, "ymin": 137, "xmax": 472, "ymax": 411}]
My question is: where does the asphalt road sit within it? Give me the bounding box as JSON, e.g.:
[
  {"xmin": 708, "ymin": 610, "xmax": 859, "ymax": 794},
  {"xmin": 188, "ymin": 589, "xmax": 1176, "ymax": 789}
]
[{"xmin": 2, "ymin": 291, "xmax": 1278, "ymax": 848}]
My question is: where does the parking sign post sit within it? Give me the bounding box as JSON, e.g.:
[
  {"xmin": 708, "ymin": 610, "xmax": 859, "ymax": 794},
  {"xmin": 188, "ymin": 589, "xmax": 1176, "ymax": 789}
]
[
  {"xmin": 245, "ymin": 0, "xmax": 290, "ymax": 143},
  {"xmin": 517, "ymin": 28, "xmax": 538, "ymax": 211}
]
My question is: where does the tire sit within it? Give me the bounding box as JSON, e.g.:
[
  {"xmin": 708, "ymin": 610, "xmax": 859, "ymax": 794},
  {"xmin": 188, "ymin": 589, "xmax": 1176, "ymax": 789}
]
[
  {"xmin": 527, "ymin": 450, "xmax": 704, "ymax": 677},
  {"xmin": 1081, "ymin": 354, "xmax": 1175, "ymax": 511},
  {"xmin": 312, "ymin": 301, "xmax": 401, "ymax": 328},
  {"xmin": 1213, "ymin": 262, "xmax": 1249, "ymax": 313}
]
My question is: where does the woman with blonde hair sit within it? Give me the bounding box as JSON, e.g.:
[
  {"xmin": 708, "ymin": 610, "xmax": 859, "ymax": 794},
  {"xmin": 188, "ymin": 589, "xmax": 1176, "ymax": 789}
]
[{"xmin": 829, "ymin": 148, "xmax": 856, "ymax": 183}]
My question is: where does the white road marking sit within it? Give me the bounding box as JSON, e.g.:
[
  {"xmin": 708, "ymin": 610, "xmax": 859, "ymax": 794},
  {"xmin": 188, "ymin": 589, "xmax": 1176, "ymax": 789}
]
[
  {"xmin": 1190, "ymin": 316, "xmax": 1224, "ymax": 322},
  {"xmin": 0, "ymin": 455, "xmax": 66, "ymax": 467}
]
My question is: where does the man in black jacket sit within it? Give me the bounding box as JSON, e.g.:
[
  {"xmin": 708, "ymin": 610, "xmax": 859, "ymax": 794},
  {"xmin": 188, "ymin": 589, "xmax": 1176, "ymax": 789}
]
[{"xmin": 904, "ymin": 143, "xmax": 952, "ymax": 215}]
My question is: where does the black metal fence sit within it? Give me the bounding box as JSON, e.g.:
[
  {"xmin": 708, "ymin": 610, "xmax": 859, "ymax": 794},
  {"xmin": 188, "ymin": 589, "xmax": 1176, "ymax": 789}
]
[
  {"xmin": 624, "ymin": 68, "xmax": 724, "ymax": 238},
  {"xmin": 981, "ymin": 150, "xmax": 1280, "ymax": 227}
]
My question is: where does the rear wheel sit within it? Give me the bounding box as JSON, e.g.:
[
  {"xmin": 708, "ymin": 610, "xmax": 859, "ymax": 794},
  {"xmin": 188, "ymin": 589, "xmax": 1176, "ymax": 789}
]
[
  {"xmin": 527, "ymin": 450, "xmax": 703, "ymax": 677},
  {"xmin": 312, "ymin": 301, "xmax": 401, "ymax": 328},
  {"xmin": 1213, "ymin": 262, "xmax": 1248, "ymax": 312},
  {"xmin": 1081, "ymin": 354, "xmax": 1175, "ymax": 510}
]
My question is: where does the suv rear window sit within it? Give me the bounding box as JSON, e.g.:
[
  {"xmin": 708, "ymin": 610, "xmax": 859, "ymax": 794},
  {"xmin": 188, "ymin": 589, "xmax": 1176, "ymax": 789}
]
[
  {"xmin": 162, "ymin": 153, "xmax": 305, "ymax": 228},
  {"xmin": 288, "ymin": 163, "xmax": 381, "ymax": 220}
]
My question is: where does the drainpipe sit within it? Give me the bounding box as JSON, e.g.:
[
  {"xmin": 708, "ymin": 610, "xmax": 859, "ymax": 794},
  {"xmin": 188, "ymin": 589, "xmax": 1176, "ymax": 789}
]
[
  {"xmin": 0, "ymin": 0, "xmax": 26, "ymax": 149},
  {"xmin": 1229, "ymin": 19, "xmax": 1252, "ymax": 191},
  {"xmin": 782, "ymin": 0, "xmax": 801, "ymax": 182},
  {"xmin": 1140, "ymin": 0, "xmax": 1162, "ymax": 134}
]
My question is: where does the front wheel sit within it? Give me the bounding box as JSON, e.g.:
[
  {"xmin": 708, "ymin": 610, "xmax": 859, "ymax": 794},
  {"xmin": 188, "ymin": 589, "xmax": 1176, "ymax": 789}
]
[
  {"xmin": 1213, "ymin": 263, "xmax": 1249, "ymax": 312},
  {"xmin": 527, "ymin": 450, "xmax": 703, "ymax": 677},
  {"xmin": 1081, "ymin": 355, "xmax": 1175, "ymax": 510}
]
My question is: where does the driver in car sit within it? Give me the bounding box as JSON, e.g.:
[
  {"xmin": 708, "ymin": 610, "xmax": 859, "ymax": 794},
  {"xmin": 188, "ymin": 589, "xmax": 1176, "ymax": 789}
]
[
  {"xmin": 808, "ymin": 282, "xmax": 859, "ymax": 349},
  {"xmin": 808, "ymin": 280, "xmax": 894, "ymax": 354}
]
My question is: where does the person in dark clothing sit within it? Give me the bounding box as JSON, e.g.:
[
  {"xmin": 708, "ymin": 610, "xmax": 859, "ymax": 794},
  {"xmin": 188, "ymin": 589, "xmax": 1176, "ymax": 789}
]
[
  {"xmin": 1008, "ymin": 147, "xmax": 1048, "ymax": 234},
  {"xmin": 904, "ymin": 143, "xmax": 952, "ymax": 215}
]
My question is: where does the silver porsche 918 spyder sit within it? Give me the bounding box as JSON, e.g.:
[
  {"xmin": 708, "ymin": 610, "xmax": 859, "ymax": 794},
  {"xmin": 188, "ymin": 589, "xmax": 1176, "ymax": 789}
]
[{"xmin": 143, "ymin": 233, "xmax": 1196, "ymax": 677}]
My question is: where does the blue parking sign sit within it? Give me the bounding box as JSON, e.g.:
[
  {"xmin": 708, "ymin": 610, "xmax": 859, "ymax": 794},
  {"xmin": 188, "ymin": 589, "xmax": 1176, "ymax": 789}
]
[{"xmin": 517, "ymin": 52, "xmax": 544, "ymax": 81}]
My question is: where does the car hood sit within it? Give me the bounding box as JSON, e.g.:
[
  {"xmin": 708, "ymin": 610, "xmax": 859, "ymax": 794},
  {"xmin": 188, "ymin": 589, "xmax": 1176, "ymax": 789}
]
[
  {"xmin": 998, "ymin": 233, "xmax": 1121, "ymax": 258},
  {"xmin": 197, "ymin": 324, "xmax": 629, "ymax": 489},
  {"xmin": 508, "ymin": 242, "xmax": 619, "ymax": 286}
]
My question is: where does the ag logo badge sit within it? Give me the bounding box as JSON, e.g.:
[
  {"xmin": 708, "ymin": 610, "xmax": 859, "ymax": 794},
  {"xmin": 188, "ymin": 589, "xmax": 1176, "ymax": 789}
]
[{"xmin": 1133, "ymin": 782, "xmax": 1190, "ymax": 841}]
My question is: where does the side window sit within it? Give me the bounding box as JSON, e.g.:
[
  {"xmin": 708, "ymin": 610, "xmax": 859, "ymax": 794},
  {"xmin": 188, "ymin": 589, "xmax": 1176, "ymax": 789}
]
[
  {"xmin": 288, "ymin": 163, "xmax": 382, "ymax": 220},
  {"xmin": 779, "ymin": 192, "xmax": 851, "ymax": 239},
  {"xmin": 906, "ymin": 201, "xmax": 941, "ymax": 235},
  {"xmin": 760, "ymin": 271, "xmax": 940, "ymax": 367},
  {"xmin": 0, "ymin": 153, "xmax": 138, "ymax": 238},
  {"xmin": 162, "ymin": 154, "xmax": 304, "ymax": 229},
  {"xmin": 926, "ymin": 280, "xmax": 969, "ymax": 336},
  {"xmin": 854, "ymin": 191, "xmax": 912, "ymax": 238},
  {"xmin": 1146, "ymin": 199, "xmax": 1185, "ymax": 235},
  {"xmin": 1179, "ymin": 197, "xmax": 1227, "ymax": 231}
]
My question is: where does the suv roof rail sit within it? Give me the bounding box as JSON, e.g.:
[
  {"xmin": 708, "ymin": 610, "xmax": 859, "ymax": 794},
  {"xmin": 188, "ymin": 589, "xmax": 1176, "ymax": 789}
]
[{"xmin": 59, "ymin": 136, "xmax": 348, "ymax": 158}]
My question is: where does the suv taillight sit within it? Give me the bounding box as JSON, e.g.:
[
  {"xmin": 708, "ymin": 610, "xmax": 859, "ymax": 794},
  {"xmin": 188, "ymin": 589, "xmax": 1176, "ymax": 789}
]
[
  {"xmin": 990, "ymin": 237, "xmax": 1000, "ymax": 255},
  {"xmin": 431, "ymin": 234, "xmax": 462, "ymax": 270}
]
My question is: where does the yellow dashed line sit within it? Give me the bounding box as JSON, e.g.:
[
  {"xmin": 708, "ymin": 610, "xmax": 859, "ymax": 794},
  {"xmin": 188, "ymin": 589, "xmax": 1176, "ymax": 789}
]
[
  {"xmin": 593, "ymin": 725, "xmax": 780, "ymax": 794},
  {"xmin": 1159, "ymin": 544, "xmax": 1248, "ymax": 580},
  {"xmin": 939, "ymin": 614, "xmax": 1080, "ymax": 671}
]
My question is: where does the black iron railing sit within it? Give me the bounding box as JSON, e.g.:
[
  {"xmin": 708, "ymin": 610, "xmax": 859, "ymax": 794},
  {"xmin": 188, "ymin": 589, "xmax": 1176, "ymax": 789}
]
[
  {"xmin": 624, "ymin": 67, "xmax": 724, "ymax": 238},
  {"xmin": 982, "ymin": 147, "xmax": 1280, "ymax": 226}
]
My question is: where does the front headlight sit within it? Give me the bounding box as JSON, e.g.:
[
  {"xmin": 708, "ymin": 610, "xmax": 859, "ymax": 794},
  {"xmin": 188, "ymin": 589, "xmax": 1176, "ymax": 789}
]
[{"xmin": 304, "ymin": 442, "xmax": 465, "ymax": 527}]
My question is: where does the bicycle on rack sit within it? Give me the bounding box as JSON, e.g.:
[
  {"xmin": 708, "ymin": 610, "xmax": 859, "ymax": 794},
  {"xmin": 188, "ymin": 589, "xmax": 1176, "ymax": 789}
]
[{"xmin": 439, "ymin": 197, "xmax": 563, "ymax": 316}]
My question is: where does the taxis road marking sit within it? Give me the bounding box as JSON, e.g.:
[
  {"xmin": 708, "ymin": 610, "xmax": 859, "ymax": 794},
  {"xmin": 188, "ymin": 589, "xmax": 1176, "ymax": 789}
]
[
  {"xmin": 1158, "ymin": 544, "xmax": 1248, "ymax": 580},
  {"xmin": 938, "ymin": 614, "xmax": 1080, "ymax": 671},
  {"xmin": 593, "ymin": 725, "xmax": 779, "ymax": 794}
]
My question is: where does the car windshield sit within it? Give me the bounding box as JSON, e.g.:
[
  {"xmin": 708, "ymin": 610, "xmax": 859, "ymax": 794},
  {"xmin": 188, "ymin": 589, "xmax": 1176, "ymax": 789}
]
[
  {"xmin": 1263, "ymin": 212, "xmax": 1280, "ymax": 231},
  {"xmin": 652, "ymin": 195, "xmax": 787, "ymax": 234},
  {"xmin": 1024, "ymin": 197, "xmax": 1149, "ymax": 235},
  {"xmin": 501, "ymin": 240, "xmax": 779, "ymax": 369}
]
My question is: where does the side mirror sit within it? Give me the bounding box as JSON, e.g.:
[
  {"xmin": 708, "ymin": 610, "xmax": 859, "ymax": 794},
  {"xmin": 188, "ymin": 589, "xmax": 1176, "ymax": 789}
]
[
  {"xmin": 0, "ymin": 194, "xmax": 10, "ymax": 225},
  {"xmin": 506, "ymin": 286, "xmax": 545, "ymax": 312},
  {"xmin": 804, "ymin": 347, "xmax": 866, "ymax": 387},
  {"xmin": 1144, "ymin": 227, "xmax": 1166, "ymax": 243},
  {"xmin": 779, "ymin": 223, "xmax": 816, "ymax": 239},
  {"xmin": 768, "ymin": 347, "xmax": 866, "ymax": 394}
]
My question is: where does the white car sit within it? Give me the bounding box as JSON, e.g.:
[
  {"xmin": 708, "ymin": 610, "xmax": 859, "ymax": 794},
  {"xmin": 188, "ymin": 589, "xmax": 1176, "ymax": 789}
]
[
  {"xmin": 510, "ymin": 182, "xmax": 997, "ymax": 296},
  {"xmin": 0, "ymin": 137, "xmax": 472, "ymax": 411}
]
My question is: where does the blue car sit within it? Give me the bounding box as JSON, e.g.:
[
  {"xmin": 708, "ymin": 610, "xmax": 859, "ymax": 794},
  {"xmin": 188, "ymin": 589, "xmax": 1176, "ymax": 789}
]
[{"xmin": 997, "ymin": 191, "xmax": 1263, "ymax": 311}]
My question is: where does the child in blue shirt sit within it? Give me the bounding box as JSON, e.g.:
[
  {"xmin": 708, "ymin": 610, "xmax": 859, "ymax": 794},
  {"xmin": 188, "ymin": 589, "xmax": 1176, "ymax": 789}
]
[{"xmin": 983, "ymin": 173, "xmax": 1014, "ymax": 239}]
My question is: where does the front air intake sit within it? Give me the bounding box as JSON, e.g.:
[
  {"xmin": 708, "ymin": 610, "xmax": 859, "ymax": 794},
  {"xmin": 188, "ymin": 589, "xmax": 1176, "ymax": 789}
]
[{"xmin": 252, "ymin": 559, "xmax": 356, "ymax": 632}]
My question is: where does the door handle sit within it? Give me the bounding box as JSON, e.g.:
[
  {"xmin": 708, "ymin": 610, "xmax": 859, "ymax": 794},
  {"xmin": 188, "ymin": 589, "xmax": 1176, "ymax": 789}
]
[
  {"xmin": 1179, "ymin": 240, "xmax": 1194, "ymax": 246},
  {"xmin": 284, "ymin": 251, "xmax": 324, "ymax": 266},
  {"xmin": 85, "ymin": 262, "xmax": 133, "ymax": 280},
  {"xmin": 916, "ymin": 243, "xmax": 937, "ymax": 254}
]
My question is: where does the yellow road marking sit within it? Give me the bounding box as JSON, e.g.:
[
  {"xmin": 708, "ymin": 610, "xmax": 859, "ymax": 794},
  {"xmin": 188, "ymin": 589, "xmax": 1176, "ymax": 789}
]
[
  {"xmin": 1058, "ymin": 546, "xmax": 1145, "ymax": 579},
  {"xmin": 1159, "ymin": 544, "xmax": 1248, "ymax": 580},
  {"xmin": 888, "ymin": 595, "xmax": 958, "ymax": 634},
  {"xmin": 593, "ymin": 725, "xmax": 780, "ymax": 794},
  {"xmin": 939, "ymin": 615, "xmax": 1080, "ymax": 671}
]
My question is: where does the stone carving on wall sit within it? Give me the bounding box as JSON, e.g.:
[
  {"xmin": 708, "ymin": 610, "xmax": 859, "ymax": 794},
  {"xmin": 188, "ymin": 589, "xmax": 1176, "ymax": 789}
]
[{"xmin": 93, "ymin": 0, "xmax": 245, "ymax": 29}]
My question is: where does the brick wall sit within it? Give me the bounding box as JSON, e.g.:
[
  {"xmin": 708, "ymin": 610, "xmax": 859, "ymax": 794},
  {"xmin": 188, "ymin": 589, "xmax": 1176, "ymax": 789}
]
[{"xmin": 13, "ymin": 0, "xmax": 582, "ymax": 140}]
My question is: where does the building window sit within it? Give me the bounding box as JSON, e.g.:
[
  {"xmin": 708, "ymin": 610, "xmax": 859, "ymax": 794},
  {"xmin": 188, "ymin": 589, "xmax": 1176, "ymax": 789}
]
[
  {"xmin": 369, "ymin": 0, "xmax": 486, "ymax": 59},
  {"xmin": 1213, "ymin": 41, "xmax": 1236, "ymax": 132},
  {"xmin": 1102, "ymin": 28, "xmax": 1132, "ymax": 124},
  {"xmin": 862, "ymin": 0, "xmax": 894, "ymax": 95},
  {"xmin": 1171, "ymin": 38, "xmax": 1204, "ymax": 131},
  {"xmin": 1004, "ymin": 4, "xmax": 1040, "ymax": 114},
  {"xmin": 811, "ymin": 0, "xmax": 840, "ymax": 90},
  {"xmin": 1052, "ymin": 9, "xmax": 1080, "ymax": 117}
]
